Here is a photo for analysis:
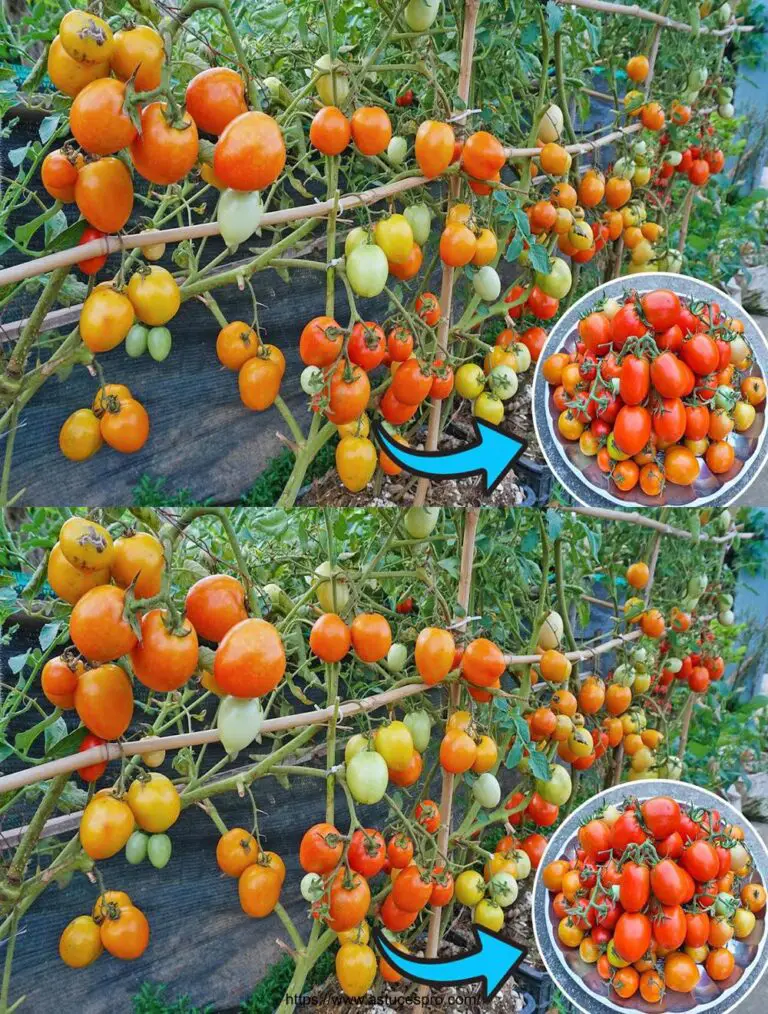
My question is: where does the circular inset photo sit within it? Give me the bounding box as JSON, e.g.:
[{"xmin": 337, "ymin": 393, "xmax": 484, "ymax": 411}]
[
  {"xmin": 532, "ymin": 273, "xmax": 768, "ymax": 507},
  {"xmin": 532, "ymin": 780, "xmax": 768, "ymax": 1014}
]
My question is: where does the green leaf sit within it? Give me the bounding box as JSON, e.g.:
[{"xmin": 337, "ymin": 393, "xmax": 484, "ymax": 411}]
[
  {"xmin": 505, "ymin": 739, "xmax": 523, "ymax": 769},
  {"xmin": 46, "ymin": 726, "xmax": 89, "ymax": 760},
  {"xmin": 8, "ymin": 144, "xmax": 30, "ymax": 167},
  {"xmin": 528, "ymin": 243, "xmax": 551, "ymax": 275},
  {"xmin": 39, "ymin": 114, "xmax": 60, "ymax": 145},
  {"xmin": 546, "ymin": 508, "xmax": 564, "ymax": 542},
  {"xmin": 528, "ymin": 749, "xmax": 551, "ymax": 781},
  {"xmin": 39, "ymin": 622, "xmax": 61, "ymax": 652},
  {"xmin": 546, "ymin": 0, "xmax": 564, "ymax": 34}
]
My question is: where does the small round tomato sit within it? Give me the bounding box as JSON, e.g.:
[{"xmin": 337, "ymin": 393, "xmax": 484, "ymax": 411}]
[
  {"xmin": 70, "ymin": 78, "xmax": 137, "ymax": 155},
  {"xmin": 186, "ymin": 67, "xmax": 247, "ymax": 136},
  {"xmin": 216, "ymin": 827, "xmax": 259, "ymax": 876},
  {"xmin": 350, "ymin": 106, "xmax": 392, "ymax": 156},
  {"xmin": 80, "ymin": 794, "xmax": 135, "ymax": 860},
  {"xmin": 126, "ymin": 773, "xmax": 181, "ymax": 833},
  {"xmin": 110, "ymin": 25, "xmax": 164, "ymax": 90},
  {"xmin": 70, "ymin": 585, "xmax": 137, "ymax": 661},
  {"xmin": 351, "ymin": 613, "xmax": 392, "ymax": 663},
  {"xmin": 299, "ymin": 822, "xmax": 343, "ymax": 873},
  {"xmin": 99, "ymin": 397, "xmax": 150, "ymax": 454}
]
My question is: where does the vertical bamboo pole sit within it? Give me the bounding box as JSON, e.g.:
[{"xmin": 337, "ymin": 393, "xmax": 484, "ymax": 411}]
[
  {"xmin": 423, "ymin": 508, "xmax": 479, "ymax": 963},
  {"xmin": 413, "ymin": 0, "xmax": 481, "ymax": 506}
]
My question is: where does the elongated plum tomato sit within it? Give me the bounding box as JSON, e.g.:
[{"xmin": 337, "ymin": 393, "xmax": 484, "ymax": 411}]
[
  {"xmin": 415, "ymin": 627, "xmax": 456, "ymax": 684},
  {"xmin": 75, "ymin": 158, "xmax": 134, "ymax": 236},
  {"xmin": 130, "ymin": 609, "xmax": 199, "ymax": 692},
  {"xmin": 185, "ymin": 67, "xmax": 247, "ymax": 136},
  {"xmin": 213, "ymin": 617, "xmax": 286, "ymax": 697},
  {"xmin": 185, "ymin": 574, "xmax": 248, "ymax": 643},
  {"xmin": 70, "ymin": 585, "xmax": 138, "ymax": 661},
  {"xmin": 213, "ymin": 111, "xmax": 286, "ymax": 191},
  {"xmin": 130, "ymin": 103, "xmax": 199, "ymax": 185},
  {"xmin": 415, "ymin": 120, "xmax": 455, "ymax": 179},
  {"xmin": 74, "ymin": 664, "xmax": 134, "ymax": 740}
]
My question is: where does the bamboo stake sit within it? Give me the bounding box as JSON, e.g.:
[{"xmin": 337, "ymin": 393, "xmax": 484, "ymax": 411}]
[
  {"xmin": 553, "ymin": 0, "xmax": 754, "ymax": 36},
  {"xmin": 424, "ymin": 506, "xmax": 480, "ymax": 963},
  {"xmin": 413, "ymin": 0, "xmax": 480, "ymax": 507},
  {"xmin": 552, "ymin": 505, "xmax": 755, "ymax": 543}
]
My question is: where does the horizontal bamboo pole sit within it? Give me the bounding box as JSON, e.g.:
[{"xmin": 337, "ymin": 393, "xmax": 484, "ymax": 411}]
[
  {"xmin": 0, "ymin": 620, "xmax": 649, "ymax": 795},
  {"xmin": 503, "ymin": 627, "xmax": 641, "ymax": 666},
  {"xmin": 0, "ymin": 120, "xmax": 646, "ymax": 290},
  {"xmin": 553, "ymin": 506, "xmax": 755, "ymax": 543},
  {"xmin": 0, "ymin": 681, "xmax": 431, "ymax": 794},
  {"xmin": 554, "ymin": 0, "xmax": 754, "ymax": 36}
]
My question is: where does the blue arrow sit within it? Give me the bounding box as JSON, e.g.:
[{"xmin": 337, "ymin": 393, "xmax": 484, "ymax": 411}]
[
  {"xmin": 372, "ymin": 925, "xmax": 526, "ymax": 1002},
  {"xmin": 373, "ymin": 419, "xmax": 526, "ymax": 494}
]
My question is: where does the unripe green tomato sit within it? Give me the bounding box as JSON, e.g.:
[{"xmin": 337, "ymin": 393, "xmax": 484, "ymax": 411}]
[
  {"xmin": 217, "ymin": 696, "xmax": 264, "ymax": 755},
  {"xmin": 386, "ymin": 642, "xmax": 408, "ymax": 673},
  {"xmin": 301, "ymin": 365, "xmax": 324, "ymax": 395},
  {"xmin": 387, "ymin": 136, "xmax": 408, "ymax": 166},
  {"xmin": 508, "ymin": 342, "xmax": 532, "ymax": 373},
  {"xmin": 403, "ymin": 709, "xmax": 431, "ymax": 752},
  {"xmin": 535, "ymin": 257, "xmax": 572, "ymax": 299},
  {"xmin": 489, "ymin": 871, "xmax": 518, "ymax": 907},
  {"xmin": 301, "ymin": 872, "xmax": 324, "ymax": 901},
  {"xmin": 148, "ymin": 833, "xmax": 172, "ymax": 869},
  {"xmin": 345, "ymin": 226, "xmax": 369, "ymax": 258},
  {"xmin": 125, "ymin": 830, "xmax": 149, "ymax": 865},
  {"xmin": 345, "ymin": 733, "xmax": 370, "ymax": 764},
  {"xmin": 717, "ymin": 85, "xmax": 734, "ymax": 103},
  {"xmin": 473, "ymin": 266, "xmax": 501, "ymax": 302},
  {"xmin": 345, "ymin": 749, "xmax": 389, "ymax": 804},
  {"xmin": 403, "ymin": 506, "xmax": 440, "ymax": 539},
  {"xmin": 688, "ymin": 574, "xmax": 708, "ymax": 596},
  {"xmin": 472, "ymin": 772, "xmax": 501, "ymax": 809},
  {"xmin": 535, "ymin": 764, "xmax": 572, "ymax": 805},
  {"xmin": 487, "ymin": 364, "xmax": 518, "ymax": 401},
  {"xmin": 718, "ymin": 592, "xmax": 734, "ymax": 610},
  {"xmin": 664, "ymin": 150, "xmax": 683, "ymax": 167},
  {"xmin": 632, "ymin": 139, "xmax": 648, "ymax": 156},
  {"xmin": 472, "ymin": 392, "xmax": 504, "ymax": 425},
  {"xmin": 404, "ymin": 0, "xmax": 441, "ymax": 32},
  {"xmin": 665, "ymin": 657, "xmax": 683, "ymax": 673},
  {"xmin": 718, "ymin": 609, "xmax": 735, "ymax": 626},
  {"xmin": 403, "ymin": 203, "xmax": 432, "ymax": 245},
  {"xmin": 613, "ymin": 157, "xmax": 636, "ymax": 180},
  {"xmin": 689, "ymin": 67, "xmax": 708, "ymax": 90},
  {"xmin": 509, "ymin": 848, "xmax": 531, "ymax": 880},
  {"xmin": 345, "ymin": 244, "xmax": 389, "ymax": 298},
  {"xmin": 125, "ymin": 324, "xmax": 148, "ymax": 358},
  {"xmin": 314, "ymin": 54, "xmax": 349, "ymax": 106},
  {"xmin": 718, "ymin": 102, "xmax": 735, "ymax": 119},
  {"xmin": 147, "ymin": 326, "xmax": 172, "ymax": 362}
]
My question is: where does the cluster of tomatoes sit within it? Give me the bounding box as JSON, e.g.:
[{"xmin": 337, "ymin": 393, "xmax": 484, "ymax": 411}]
[
  {"xmin": 59, "ymin": 890, "xmax": 150, "ymax": 969},
  {"xmin": 59, "ymin": 382, "xmax": 151, "ymax": 463},
  {"xmin": 216, "ymin": 827, "xmax": 287, "ymax": 920},
  {"xmin": 542, "ymin": 286, "xmax": 764, "ymax": 496},
  {"xmin": 43, "ymin": 515, "xmax": 291, "ymax": 773},
  {"xmin": 60, "ymin": 773, "xmax": 181, "ymax": 968},
  {"xmin": 542, "ymin": 794, "xmax": 765, "ymax": 1002}
]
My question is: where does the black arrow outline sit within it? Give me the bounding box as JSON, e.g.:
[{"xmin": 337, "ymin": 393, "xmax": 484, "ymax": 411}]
[{"xmin": 372, "ymin": 418, "xmax": 527, "ymax": 494}]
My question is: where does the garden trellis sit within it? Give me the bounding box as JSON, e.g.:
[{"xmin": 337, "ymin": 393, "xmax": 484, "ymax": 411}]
[
  {"xmin": 0, "ymin": 503, "xmax": 761, "ymax": 1011},
  {"xmin": 0, "ymin": 0, "xmax": 759, "ymax": 505}
]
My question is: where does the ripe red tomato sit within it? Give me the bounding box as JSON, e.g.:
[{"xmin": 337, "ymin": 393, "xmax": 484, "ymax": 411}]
[
  {"xmin": 641, "ymin": 289, "xmax": 681, "ymax": 331},
  {"xmin": 348, "ymin": 321, "xmax": 386, "ymax": 371},
  {"xmin": 348, "ymin": 828, "xmax": 387, "ymax": 878},
  {"xmin": 613, "ymin": 405, "xmax": 651, "ymax": 456},
  {"xmin": 611, "ymin": 302, "xmax": 647, "ymax": 347}
]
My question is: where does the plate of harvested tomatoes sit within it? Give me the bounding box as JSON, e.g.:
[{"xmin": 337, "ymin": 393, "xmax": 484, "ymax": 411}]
[
  {"xmin": 532, "ymin": 780, "xmax": 768, "ymax": 1014},
  {"xmin": 532, "ymin": 273, "xmax": 768, "ymax": 507}
]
